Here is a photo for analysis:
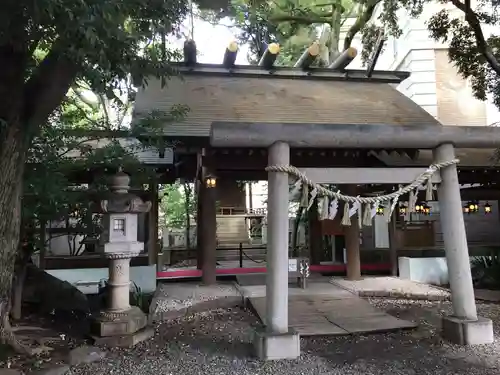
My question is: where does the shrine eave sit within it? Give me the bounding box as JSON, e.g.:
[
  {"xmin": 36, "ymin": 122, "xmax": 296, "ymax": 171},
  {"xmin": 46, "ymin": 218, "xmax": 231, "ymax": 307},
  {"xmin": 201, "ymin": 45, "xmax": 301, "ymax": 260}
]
[{"xmin": 171, "ymin": 62, "xmax": 410, "ymax": 84}]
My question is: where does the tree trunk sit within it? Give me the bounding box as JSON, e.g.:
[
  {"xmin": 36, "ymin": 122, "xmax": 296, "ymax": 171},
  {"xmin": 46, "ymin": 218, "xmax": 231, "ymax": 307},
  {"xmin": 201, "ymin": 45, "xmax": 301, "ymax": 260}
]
[
  {"xmin": 0, "ymin": 121, "xmax": 29, "ymax": 353},
  {"xmin": 11, "ymin": 247, "xmax": 31, "ymax": 321}
]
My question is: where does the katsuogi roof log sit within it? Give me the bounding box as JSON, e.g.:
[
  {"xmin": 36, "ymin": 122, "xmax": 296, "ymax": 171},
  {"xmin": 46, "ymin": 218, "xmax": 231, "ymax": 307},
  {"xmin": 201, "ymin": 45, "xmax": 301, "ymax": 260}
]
[
  {"xmin": 223, "ymin": 41, "xmax": 238, "ymax": 68},
  {"xmin": 258, "ymin": 43, "xmax": 280, "ymax": 70},
  {"xmin": 329, "ymin": 47, "xmax": 357, "ymax": 70},
  {"xmin": 183, "ymin": 39, "xmax": 197, "ymax": 66},
  {"xmin": 294, "ymin": 42, "xmax": 320, "ymax": 69}
]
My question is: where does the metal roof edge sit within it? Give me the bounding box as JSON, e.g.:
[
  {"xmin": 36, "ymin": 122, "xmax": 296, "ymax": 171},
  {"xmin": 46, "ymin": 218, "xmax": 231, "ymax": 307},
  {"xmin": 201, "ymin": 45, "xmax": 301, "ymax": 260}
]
[{"xmin": 166, "ymin": 62, "xmax": 410, "ymax": 84}]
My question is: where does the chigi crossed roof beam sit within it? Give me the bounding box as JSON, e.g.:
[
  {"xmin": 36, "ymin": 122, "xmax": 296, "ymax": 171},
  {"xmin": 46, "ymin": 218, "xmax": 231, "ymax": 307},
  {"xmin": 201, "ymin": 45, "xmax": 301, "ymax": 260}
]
[{"xmin": 181, "ymin": 36, "xmax": 398, "ymax": 82}]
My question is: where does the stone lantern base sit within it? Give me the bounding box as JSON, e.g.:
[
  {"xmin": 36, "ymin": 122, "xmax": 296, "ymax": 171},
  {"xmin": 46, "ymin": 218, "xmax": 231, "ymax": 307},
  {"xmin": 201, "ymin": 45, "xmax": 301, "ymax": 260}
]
[{"xmin": 91, "ymin": 306, "xmax": 154, "ymax": 347}]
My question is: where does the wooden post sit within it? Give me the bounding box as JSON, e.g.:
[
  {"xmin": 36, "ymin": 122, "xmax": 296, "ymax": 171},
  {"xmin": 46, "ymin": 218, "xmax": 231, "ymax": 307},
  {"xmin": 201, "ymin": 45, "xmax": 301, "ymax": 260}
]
[
  {"xmin": 196, "ymin": 149, "xmax": 205, "ymax": 269},
  {"xmin": 201, "ymin": 178, "xmax": 217, "ymax": 285},
  {"xmin": 148, "ymin": 182, "xmax": 159, "ymax": 265},
  {"xmin": 388, "ymin": 209, "xmax": 398, "ymax": 276},
  {"xmin": 345, "ymin": 185, "xmax": 361, "ymax": 280},
  {"xmin": 196, "ymin": 179, "xmax": 204, "ymax": 269},
  {"xmin": 307, "ymin": 198, "xmax": 321, "ymax": 264},
  {"xmin": 248, "ymin": 182, "xmax": 253, "ymax": 211},
  {"xmin": 39, "ymin": 221, "xmax": 46, "ymax": 270}
]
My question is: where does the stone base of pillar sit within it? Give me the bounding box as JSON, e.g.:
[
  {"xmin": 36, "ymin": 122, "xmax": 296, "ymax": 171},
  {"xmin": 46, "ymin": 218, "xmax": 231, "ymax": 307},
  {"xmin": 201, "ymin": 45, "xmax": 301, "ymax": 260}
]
[
  {"xmin": 442, "ymin": 316, "xmax": 494, "ymax": 345},
  {"xmin": 91, "ymin": 306, "xmax": 153, "ymax": 347},
  {"xmin": 253, "ymin": 328, "xmax": 300, "ymax": 360}
]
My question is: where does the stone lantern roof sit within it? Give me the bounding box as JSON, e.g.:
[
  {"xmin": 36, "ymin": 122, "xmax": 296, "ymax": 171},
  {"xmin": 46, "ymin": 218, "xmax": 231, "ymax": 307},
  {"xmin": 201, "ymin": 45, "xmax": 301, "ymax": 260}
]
[{"xmin": 100, "ymin": 168, "xmax": 152, "ymax": 214}]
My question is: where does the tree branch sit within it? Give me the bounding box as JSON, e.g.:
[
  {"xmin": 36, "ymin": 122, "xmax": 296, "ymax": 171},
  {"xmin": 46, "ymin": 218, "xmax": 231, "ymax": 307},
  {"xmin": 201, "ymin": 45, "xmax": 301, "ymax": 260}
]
[
  {"xmin": 270, "ymin": 14, "xmax": 332, "ymax": 24},
  {"xmin": 72, "ymin": 87, "xmax": 99, "ymax": 110},
  {"xmin": 55, "ymin": 136, "xmax": 102, "ymax": 158},
  {"xmin": 449, "ymin": 0, "xmax": 500, "ymax": 75},
  {"xmin": 343, "ymin": 0, "xmax": 381, "ymax": 51},
  {"xmin": 22, "ymin": 46, "xmax": 79, "ymax": 130}
]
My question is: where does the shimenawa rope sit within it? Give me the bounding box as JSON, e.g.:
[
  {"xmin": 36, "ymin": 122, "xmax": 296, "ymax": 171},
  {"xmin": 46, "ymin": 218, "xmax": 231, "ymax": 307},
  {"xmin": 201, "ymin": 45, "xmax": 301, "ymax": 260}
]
[{"xmin": 265, "ymin": 158, "xmax": 459, "ymax": 226}]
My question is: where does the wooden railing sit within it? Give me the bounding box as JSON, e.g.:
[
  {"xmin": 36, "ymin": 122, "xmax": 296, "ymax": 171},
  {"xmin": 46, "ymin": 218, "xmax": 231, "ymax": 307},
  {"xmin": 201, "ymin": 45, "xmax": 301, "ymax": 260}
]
[{"xmin": 217, "ymin": 206, "xmax": 267, "ymax": 216}]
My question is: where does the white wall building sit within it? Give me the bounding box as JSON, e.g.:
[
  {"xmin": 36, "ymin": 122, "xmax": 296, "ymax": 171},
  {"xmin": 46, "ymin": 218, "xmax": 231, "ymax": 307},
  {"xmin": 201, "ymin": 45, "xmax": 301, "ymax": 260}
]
[{"xmin": 368, "ymin": 2, "xmax": 500, "ymax": 126}]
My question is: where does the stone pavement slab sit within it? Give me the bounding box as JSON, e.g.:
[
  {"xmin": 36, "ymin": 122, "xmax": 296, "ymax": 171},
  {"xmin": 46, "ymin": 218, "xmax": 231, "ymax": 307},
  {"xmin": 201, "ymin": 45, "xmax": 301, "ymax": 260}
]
[
  {"xmin": 330, "ymin": 276, "xmax": 451, "ymax": 300},
  {"xmin": 237, "ymin": 280, "xmax": 356, "ymax": 299},
  {"xmin": 328, "ymin": 314, "xmax": 417, "ymax": 334},
  {"xmin": 248, "ymin": 289, "xmax": 417, "ymax": 337},
  {"xmin": 474, "ymin": 289, "xmax": 500, "ymax": 302}
]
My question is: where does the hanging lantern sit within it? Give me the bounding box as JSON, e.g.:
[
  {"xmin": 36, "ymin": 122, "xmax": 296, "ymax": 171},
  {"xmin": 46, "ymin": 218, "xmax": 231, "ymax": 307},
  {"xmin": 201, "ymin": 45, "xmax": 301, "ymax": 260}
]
[
  {"xmin": 205, "ymin": 175, "xmax": 217, "ymax": 189},
  {"xmin": 464, "ymin": 201, "xmax": 479, "ymax": 214},
  {"xmin": 468, "ymin": 201, "xmax": 478, "ymax": 213},
  {"xmin": 415, "ymin": 203, "xmax": 424, "ymax": 213},
  {"xmin": 423, "ymin": 203, "xmax": 431, "ymax": 215},
  {"xmin": 399, "ymin": 205, "xmax": 407, "ymax": 215},
  {"xmin": 376, "ymin": 206, "xmax": 384, "ymax": 215},
  {"xmin": 484, "ymin": 202, "xmax": 492, "ymax": 214}
]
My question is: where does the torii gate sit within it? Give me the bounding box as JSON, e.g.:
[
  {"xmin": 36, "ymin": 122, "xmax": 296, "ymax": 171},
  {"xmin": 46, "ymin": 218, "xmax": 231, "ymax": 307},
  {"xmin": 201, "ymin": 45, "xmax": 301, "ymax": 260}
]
[{"xmin": 211, "ymin": 121, "xmax": 499, "ymax": 360}]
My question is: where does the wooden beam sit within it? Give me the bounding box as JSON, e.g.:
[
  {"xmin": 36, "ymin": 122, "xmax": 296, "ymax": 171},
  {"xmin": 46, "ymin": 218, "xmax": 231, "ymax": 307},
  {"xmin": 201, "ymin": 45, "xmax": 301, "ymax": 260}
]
[
  {"xmin": 148, "ymin": 182, "xmax": 159, "ymax": 265},
  {"xmin": 388, "ymin": 210, "xmax": 398, "ymax": 276},
  {"xmin": 295, "ymin": 168, "xmax": 442, "ymax": 184},
  {"xmin": 459, "ymin": 188, "xmax": 500, "ymax": 200}
]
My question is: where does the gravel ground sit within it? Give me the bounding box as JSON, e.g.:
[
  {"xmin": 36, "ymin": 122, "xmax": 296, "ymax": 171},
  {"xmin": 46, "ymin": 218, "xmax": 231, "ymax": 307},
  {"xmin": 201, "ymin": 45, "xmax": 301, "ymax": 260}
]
[
  {"xmin": 152, "ymin": 282, "xmax": 241, "ymax": 313},
  {"xmin": 70, "ymin": 299, "xmax": 500, "ymax": 375}
]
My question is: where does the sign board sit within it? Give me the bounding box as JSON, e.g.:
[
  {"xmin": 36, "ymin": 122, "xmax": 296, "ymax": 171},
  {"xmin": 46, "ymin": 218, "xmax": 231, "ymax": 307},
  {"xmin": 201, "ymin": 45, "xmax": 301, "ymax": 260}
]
[{"xmin": 288, "ymin": 258, "xmax": 298, "ymax": 272}]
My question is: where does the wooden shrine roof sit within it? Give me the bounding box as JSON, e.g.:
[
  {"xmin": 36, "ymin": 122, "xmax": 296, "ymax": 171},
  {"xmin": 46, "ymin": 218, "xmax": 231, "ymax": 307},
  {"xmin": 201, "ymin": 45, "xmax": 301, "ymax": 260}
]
[
  {"xmin": 58, "ymin": 136, "xmax": 172, "ymax": 165},
  {"xmin": 132, "ymin": 64, "xmax": 441, "ymax": 138}
]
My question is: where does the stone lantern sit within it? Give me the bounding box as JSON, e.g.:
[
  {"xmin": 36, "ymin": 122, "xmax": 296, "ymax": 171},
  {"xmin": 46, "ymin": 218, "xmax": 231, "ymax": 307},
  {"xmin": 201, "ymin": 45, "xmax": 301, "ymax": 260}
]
[{"xmin": 92, "ymin": 168, "xmax": 153, "ymax": 347}]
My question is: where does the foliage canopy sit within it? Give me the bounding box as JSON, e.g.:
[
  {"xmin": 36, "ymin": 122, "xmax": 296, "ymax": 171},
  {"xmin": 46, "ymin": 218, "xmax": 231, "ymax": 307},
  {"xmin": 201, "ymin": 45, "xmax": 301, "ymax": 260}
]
[{"xmin": 209, "ymin": 0, "xmax": 500, "ymax": 110}]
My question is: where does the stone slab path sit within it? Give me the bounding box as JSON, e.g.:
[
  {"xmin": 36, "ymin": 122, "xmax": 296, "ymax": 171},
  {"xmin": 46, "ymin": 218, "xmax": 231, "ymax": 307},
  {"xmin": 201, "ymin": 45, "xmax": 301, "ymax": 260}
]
[
  {"xmin": 151, "ymin": 277, "xmax": 418, "ymax": 337},
  {"xmin": 330, "ymin": 276, "xmax": 451, "ymax": 300},
  {"xmin": 474, "ymin": 289, "xmax": 500, "ymax": 302},
  {"xmin": 244, "ymin": 279, "xmax": 417, "ymax": 336}
]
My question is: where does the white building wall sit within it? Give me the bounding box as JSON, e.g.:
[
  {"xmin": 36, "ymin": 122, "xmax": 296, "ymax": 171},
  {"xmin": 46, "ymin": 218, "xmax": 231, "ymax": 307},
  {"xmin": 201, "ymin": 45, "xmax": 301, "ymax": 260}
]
[
  {"xmin": 368, "ymin": 2, "xmax": 499, "ymax": 124},
  {"xmin": 397, "ymin": 49, "xmax": 439, "ymax": 117}
]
